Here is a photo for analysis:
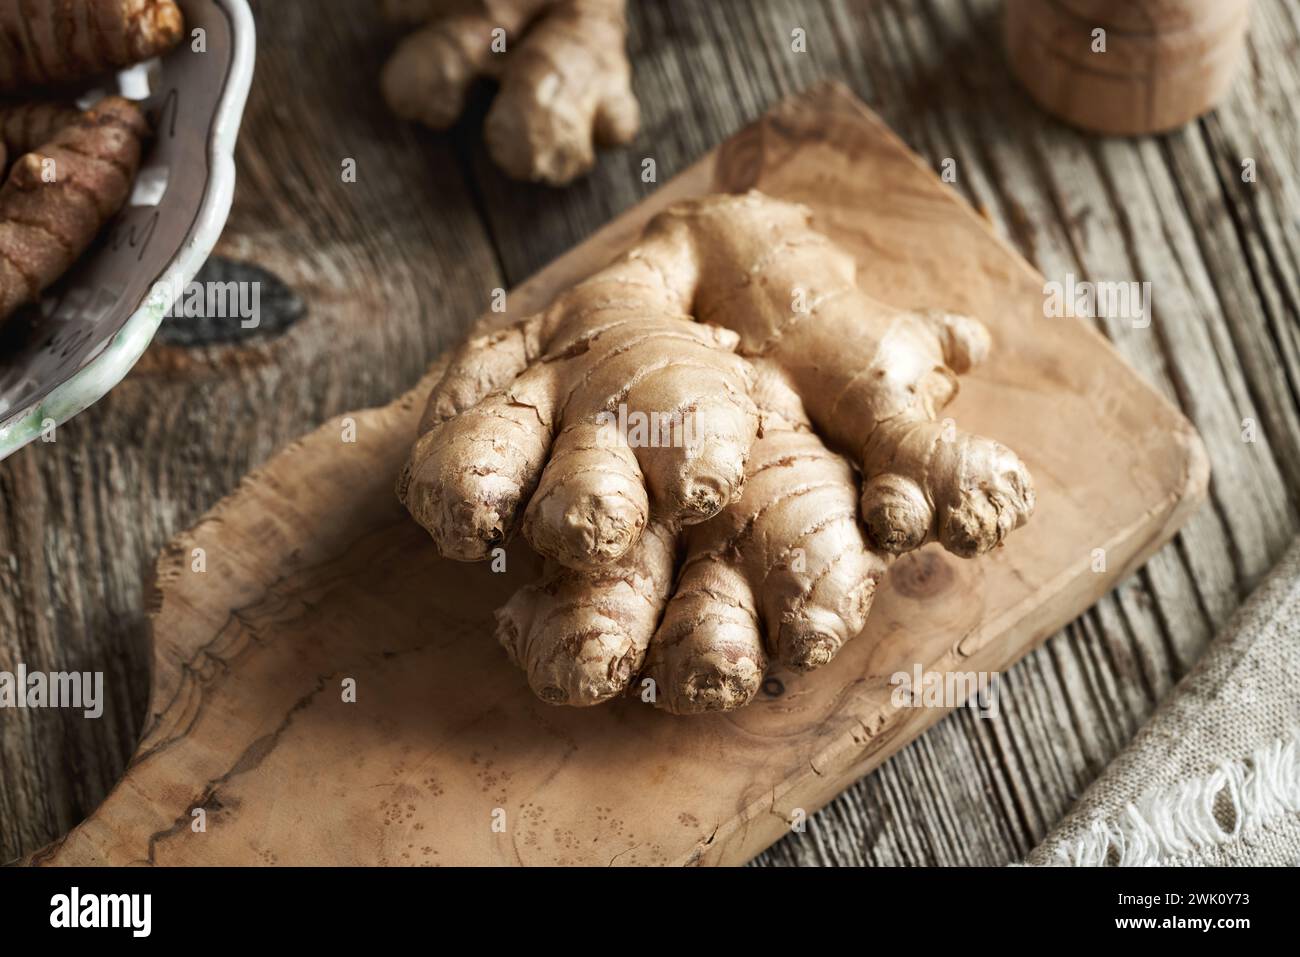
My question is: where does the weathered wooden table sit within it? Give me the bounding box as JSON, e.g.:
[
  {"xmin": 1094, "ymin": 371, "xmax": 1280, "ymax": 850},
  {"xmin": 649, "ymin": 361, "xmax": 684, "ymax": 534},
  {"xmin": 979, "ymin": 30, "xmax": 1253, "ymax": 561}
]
[{"xmin": 2, "ymin": 0, "xmax": 1297, "ymax": 866}]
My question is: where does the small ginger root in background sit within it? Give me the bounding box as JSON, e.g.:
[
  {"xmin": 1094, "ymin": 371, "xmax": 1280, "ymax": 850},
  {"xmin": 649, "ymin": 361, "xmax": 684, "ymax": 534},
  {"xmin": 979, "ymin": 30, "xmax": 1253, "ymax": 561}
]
[
  {"xmin": 380, "ymin": 0, "xmax": 640, "ymax": 185},
  {"xmin": 0, "ymin": 0, "xmax": 184, "ymax": 93},
  {"xmin": 0, "ymin": 96, "xmax": 149, "ymax": 322},
  {"xmin": 399, "ymin": 190, "xmax": 1035, "ymax": 713}
]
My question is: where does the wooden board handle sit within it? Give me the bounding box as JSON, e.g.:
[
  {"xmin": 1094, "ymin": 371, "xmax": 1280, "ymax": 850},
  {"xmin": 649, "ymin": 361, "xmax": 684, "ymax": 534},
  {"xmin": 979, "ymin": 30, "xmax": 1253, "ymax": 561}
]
[{"xmin": 1005, "ymin": 0, "xmax": 1253, "ymax": 135}]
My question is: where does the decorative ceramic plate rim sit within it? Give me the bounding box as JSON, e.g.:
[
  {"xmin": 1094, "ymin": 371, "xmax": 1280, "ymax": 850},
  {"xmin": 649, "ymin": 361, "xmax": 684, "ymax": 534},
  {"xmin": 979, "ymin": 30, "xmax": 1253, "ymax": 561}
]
[{"xmin": 0, "ymin": 0, "xmax": 256, "ymax": 461}]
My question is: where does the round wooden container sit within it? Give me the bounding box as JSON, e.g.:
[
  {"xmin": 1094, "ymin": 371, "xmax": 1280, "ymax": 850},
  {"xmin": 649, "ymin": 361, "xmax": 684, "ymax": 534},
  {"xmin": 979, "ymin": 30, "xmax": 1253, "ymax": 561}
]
[{"xmin": 1005, "ymin": 0, "xmax": 1252, "ymax": 135}]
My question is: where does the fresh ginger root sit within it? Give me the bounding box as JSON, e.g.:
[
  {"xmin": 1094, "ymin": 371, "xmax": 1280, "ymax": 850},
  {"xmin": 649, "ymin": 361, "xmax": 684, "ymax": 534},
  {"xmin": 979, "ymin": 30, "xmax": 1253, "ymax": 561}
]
[
  {"xmin": 400, "ymin": 190, "xmax": 1035, "ymax": 713},
  {"xmin": 0, "ymin": 96, "xmax": 148, "ymax": 321},
  {"xmin": 379, "ymin": 0, "xmax": 639, "ymax": 185},
  {"xmin": 0, "ymin": 0, "xmax": 184, "ymax": 93},
  {"xmin": 653, "ymin": 193, "xmax": 1036, "ymax": 559},
  {"xmin": 400, "ymin": 270, "xmax": 760, "ymax": 568},
  {"xmin": 498, "ymin": 361, "xmax": 888, "ymax": 711}
]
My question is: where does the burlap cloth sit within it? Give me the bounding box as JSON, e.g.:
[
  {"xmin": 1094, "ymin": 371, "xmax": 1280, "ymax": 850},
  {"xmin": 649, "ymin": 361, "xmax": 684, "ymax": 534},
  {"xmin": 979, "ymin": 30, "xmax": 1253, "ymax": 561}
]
[{"xmin": 1025, "ymin": 537, "xmax": 1300, "ymax": 866}]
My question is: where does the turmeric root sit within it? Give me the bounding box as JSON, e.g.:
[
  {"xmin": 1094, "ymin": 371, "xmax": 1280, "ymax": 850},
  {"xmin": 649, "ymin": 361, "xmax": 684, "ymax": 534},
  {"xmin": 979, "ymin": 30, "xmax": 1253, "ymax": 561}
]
[
  {"xmin": 0, "ymin": 100, "xmax": 79, "ymax": 174},
  {"xmin": 380, "ymin": 0, "xmax": 639, "ymax": 185},
  {"xmin": 0, "ymin": 0, "xmax": 184, "ymax": 93},
  {"xmin": 0, "ymin": 96, "xmax": 148, "ymax": 322},
  {"xmin": 400, "ymin": 190, "xmax": 1035, "ymax": 712}
]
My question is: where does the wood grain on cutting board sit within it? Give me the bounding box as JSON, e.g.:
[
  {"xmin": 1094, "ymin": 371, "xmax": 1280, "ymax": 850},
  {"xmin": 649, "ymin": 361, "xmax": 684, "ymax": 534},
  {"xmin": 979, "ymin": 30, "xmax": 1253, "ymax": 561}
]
[{"xmin": 30, "ymin": 82, "xmax": 1207, "ymax": 867}]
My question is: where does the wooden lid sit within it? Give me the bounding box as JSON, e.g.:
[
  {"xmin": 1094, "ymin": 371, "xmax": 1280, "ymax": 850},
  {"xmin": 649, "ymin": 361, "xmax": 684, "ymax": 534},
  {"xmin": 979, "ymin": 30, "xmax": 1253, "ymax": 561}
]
[
  {"xmin": 1005, "ymin": 0, "xmax": 1251, "ymax": 134},
  {"xmin": 1007, "ymin": 0, "xmax": 1251, "ymax": 74},
  {"xmin": 1052, "ymin": 0, "xmax": 1246, "ymax": 34}
]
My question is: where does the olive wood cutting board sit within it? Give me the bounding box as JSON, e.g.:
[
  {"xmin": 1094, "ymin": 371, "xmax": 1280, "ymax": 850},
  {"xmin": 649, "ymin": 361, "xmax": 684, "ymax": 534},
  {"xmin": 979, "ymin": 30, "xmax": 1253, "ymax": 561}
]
[{"xmin": 31, "ymin": 82, "xmax": 1207, "ymax": 867}]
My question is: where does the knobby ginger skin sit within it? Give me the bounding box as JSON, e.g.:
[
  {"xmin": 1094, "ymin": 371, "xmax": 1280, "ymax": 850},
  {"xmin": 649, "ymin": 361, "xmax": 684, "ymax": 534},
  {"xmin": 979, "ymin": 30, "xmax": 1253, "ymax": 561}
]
[
  {"xmin": 400, "ymin": 288, "xmax": 759, "ymax": 569},
  {"xmin": 498, "ymin": 360, "xmax": 890, "ymax": 713},
  {"xmin": 653, "ymin": 193, "xmax": 1034, "ymax": 560},
  {"xmin": 400, "ymin": 191, "xmax": 1035, "ymax": 713},
  {"xmin": 0, "ymin": 0, "xmax": 184, "ymax": 93},
  {"xmin": 380, "ymin": 0, "xmax": 639, "ymax": 185}
]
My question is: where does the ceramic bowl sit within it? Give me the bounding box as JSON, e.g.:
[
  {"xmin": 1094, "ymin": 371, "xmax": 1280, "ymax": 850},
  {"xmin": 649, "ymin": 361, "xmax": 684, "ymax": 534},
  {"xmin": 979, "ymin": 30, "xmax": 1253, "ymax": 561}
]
[{"xmin": 0, "ymin": 0, "xmax": 255, "ymax": 459}]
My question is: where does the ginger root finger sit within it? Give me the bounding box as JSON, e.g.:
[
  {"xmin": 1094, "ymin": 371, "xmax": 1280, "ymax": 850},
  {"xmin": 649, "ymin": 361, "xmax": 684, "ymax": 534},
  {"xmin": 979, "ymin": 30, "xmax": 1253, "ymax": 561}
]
[
  {"xmin": 0, "ymin": 0, "xmax": 184, "ymax": 93},
  {"xmin": 521, "ymin": 419, "xmax": 648, "ymax": 570},
  {"xmin": 0, "ymin": 95, "xmax": 147, "ymax": 323},
  {"xmin": 642, "ymin": 361, "xmax": 887, "ymax": 714},
  {"xmin": 621, "ymin": 369, "xmax": 755, "ymax": 525},
  {"xmin": 399, "ymin": 316, "xmax": 554, "ymax": 558},
  {"xmin": 860, "ymin": 417, "xmax": 1033, "ymax": 558},
  {"xmin": 641, "ymin": 558, "xmax": 767, "ymax": 715},
  {"xmin": 745, "ymin": 442, "xmax": 881, "ymax": 671},
  {"xmin": 399, "ymin": 367, "xmax": 556, "ymax": 561},
  {"xmin": 552, "ymin": 316, "xmax": 757, "ymax": 528},
  {"xmin": 496, "ymin": 520, "xmax": 675, "ymax": 706}
]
